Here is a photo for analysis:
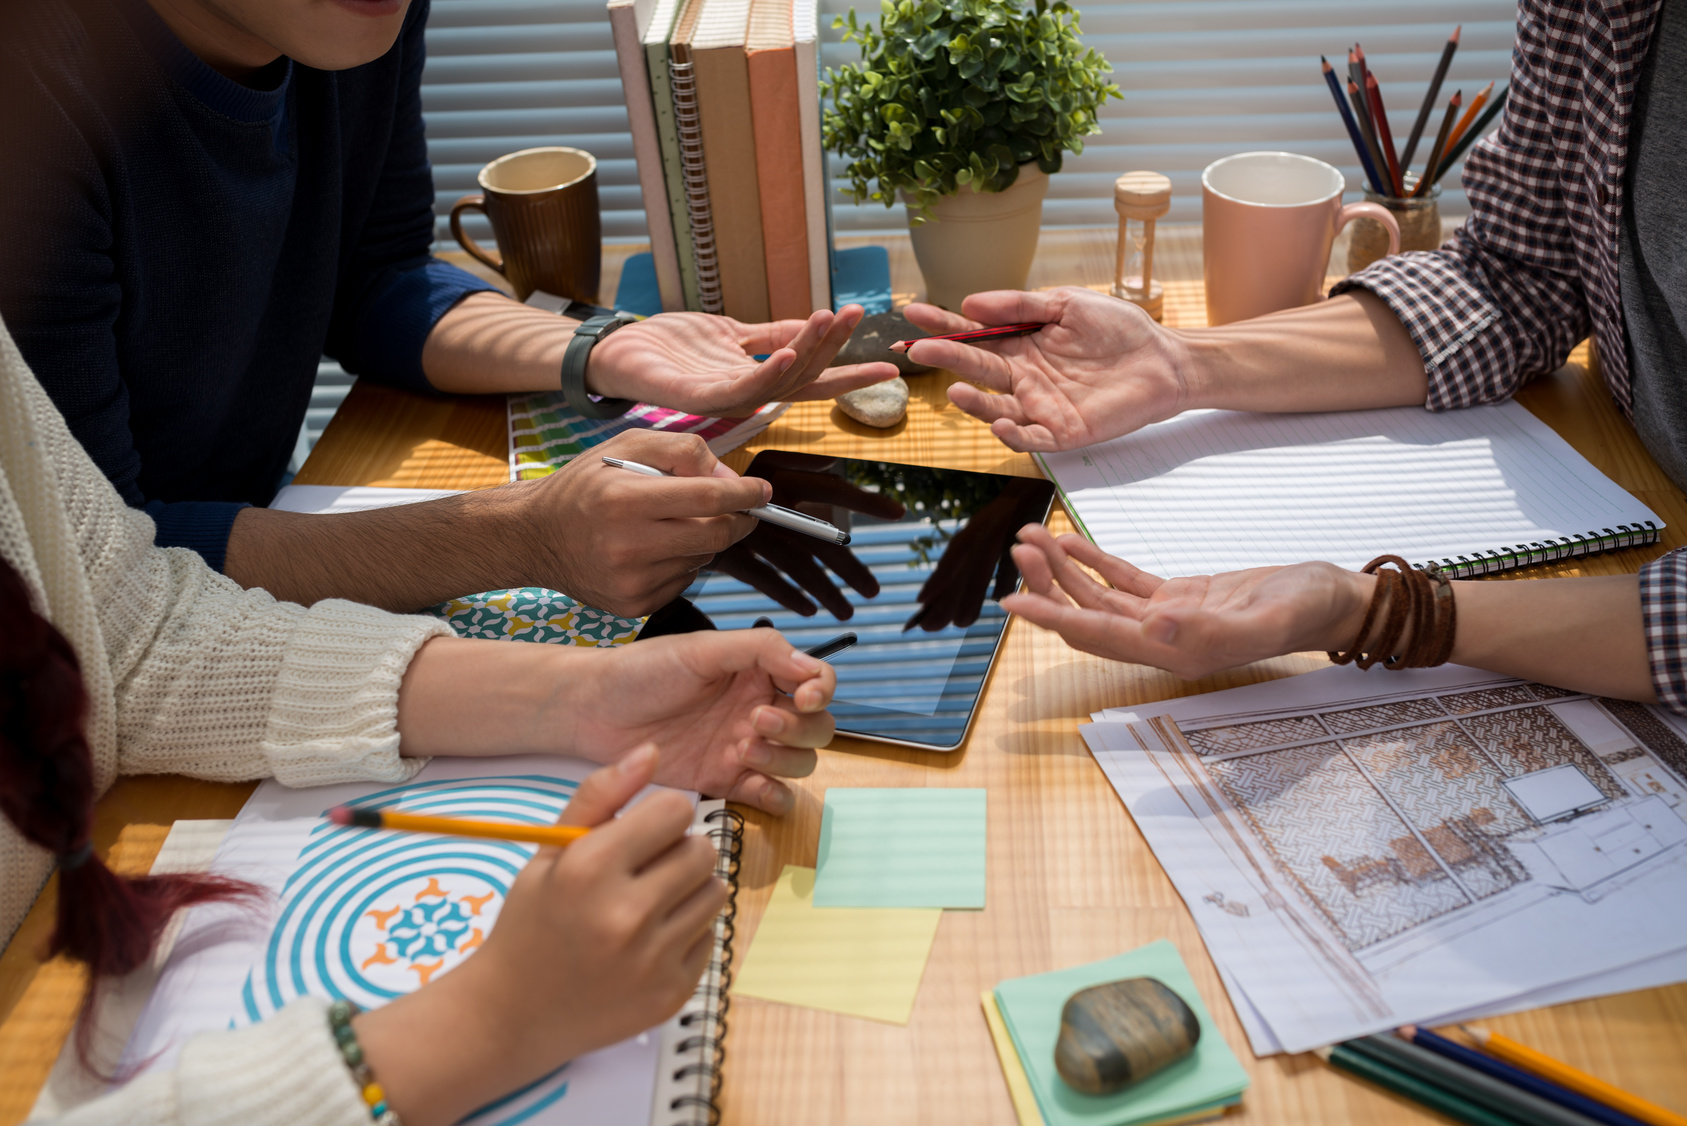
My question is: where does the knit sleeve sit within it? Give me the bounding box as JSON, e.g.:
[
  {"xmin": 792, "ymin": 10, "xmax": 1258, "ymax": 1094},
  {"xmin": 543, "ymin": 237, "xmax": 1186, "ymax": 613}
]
[
  {"xmin": 1329, "ymin": 0, "xmax": 1590, "ymax": 410},
  {"xmin": 43, "ymin": 997, "xmax": 374, "ymax": 1126}
]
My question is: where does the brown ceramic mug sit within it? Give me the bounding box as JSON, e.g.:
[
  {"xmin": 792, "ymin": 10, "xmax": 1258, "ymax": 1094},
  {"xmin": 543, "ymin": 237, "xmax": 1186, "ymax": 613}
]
[{"xmin": 450, "ymin": 147, "xmax": 602, "ymax": 303}]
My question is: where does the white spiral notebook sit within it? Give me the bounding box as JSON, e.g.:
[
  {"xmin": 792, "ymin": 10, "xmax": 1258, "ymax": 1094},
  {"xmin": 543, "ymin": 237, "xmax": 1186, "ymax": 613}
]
[{"xmin": 1035, "ymin": 401, "xmax": 1664, "ymax": 579}]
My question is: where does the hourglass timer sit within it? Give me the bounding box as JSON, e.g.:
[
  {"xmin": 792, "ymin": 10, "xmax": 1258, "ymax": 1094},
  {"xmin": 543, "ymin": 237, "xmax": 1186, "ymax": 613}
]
[{"xmin": 1112, "ymin": 171, "xmax": 1172, "ymax": 321}]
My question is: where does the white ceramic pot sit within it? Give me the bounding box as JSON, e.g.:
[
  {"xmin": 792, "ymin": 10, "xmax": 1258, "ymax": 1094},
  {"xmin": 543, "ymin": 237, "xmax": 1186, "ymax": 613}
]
[{"xmin": 905, "ymin": 163, "xmax": 1048, "ymax": 310}]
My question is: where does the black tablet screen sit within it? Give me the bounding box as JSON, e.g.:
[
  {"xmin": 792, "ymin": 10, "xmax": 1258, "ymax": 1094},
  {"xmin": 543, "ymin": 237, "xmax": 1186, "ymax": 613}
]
[{"xmin": 657, "ymin": 451, "xmax": 1055, "ymax": 749}]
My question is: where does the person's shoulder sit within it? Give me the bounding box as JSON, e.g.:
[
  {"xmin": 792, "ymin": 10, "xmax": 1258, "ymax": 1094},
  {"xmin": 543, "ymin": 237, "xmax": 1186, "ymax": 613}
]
[{"xmin": 0, "ymin": 0, "xmax": 104, "ymax": 74}]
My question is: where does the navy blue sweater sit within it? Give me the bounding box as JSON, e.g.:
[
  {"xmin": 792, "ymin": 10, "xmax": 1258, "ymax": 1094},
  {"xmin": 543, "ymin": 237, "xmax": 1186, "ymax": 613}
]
[{"xmin": 0, "ymin": 0, "xmax": 496, "ymax": 570}]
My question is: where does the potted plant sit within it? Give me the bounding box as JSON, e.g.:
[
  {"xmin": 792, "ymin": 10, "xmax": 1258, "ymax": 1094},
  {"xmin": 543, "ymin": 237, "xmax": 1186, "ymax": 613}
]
[{"xmin": 822, "ymin": 0, "xmax": 1119, "ymax": 309}]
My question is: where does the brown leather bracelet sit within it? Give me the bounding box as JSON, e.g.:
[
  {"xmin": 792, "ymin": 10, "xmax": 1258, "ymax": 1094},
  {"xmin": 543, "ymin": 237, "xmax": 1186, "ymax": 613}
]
[{"xmin": 1328, "ymin": 556, "xmax": 1458, "ymax": 669}]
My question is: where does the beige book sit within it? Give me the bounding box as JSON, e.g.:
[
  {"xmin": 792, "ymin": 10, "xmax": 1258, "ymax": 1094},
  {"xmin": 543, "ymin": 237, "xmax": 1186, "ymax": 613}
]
[
  {"xmin": 689, "ymin": 0, "xmax": 770, "ymax": 322},
  {"xmin": 747, "ymin": 0, "xmax": 811, "ymax": 319}
]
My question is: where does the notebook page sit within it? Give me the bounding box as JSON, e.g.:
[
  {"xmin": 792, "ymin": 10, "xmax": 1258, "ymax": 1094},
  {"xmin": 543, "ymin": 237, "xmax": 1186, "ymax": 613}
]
[{"xmin": 1037, "ymin": 401, "xmax": 1660, "ymax": 576}]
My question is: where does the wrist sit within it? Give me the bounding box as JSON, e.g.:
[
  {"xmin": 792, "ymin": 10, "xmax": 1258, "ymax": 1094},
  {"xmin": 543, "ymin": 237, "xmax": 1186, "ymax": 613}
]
[{"xmin": 1322, "ymin": 568, "xmax": 1378, "ymax": 653}]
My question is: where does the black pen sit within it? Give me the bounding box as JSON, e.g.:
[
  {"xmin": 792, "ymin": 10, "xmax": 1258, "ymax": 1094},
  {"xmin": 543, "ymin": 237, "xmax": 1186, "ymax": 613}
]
[{"xmin": 804, "ymin": 632, "xmax": 858, "ymax": 661}]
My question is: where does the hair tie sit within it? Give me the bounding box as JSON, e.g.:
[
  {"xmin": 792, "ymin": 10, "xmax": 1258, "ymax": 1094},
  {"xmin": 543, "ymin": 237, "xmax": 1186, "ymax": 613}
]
[{"xmin": 57, "ymin": 842, "xmax": 94, "ymax": 871}]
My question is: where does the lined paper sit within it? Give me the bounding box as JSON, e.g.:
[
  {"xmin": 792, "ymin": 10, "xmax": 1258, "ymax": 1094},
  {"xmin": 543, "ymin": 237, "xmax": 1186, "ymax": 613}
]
[{"xmin": 1037, "ymin": 402, "xmax": 1661, "ymax": 577}]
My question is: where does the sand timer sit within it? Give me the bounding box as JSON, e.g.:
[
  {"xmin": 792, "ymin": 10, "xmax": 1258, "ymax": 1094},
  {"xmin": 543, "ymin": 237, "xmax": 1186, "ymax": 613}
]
[{"xmin": 1112, "ymin": 171, "xmax": 1173, "ymax": 322}]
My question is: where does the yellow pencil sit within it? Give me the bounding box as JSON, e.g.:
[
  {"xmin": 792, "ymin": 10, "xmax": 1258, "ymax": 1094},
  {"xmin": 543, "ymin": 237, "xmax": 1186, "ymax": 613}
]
[
  {"xmin": 1461, "ymin": 1025, "xmax": 1687, "ymax": 1126},
  {"xmin": 328, "ymin": 805, "xmax": 589, "ymax": 848}
]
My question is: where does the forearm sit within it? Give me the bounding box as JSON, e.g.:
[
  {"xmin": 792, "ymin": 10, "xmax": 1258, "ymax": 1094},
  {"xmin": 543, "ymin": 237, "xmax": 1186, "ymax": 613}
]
[
  {"xmin": 224, "ymin": 489, "xmax": 536, "ymax": 611},
  {"xmin": 396, "ymin": 636, "xmax": 597, "ymax": 759},
  {"xmin": 1180, "ymin": 291, "xmax": 1429, "ymax": 414},
  {"xmin": 420, "ymin": 290, "xmax": 578, "ymax": 394}
]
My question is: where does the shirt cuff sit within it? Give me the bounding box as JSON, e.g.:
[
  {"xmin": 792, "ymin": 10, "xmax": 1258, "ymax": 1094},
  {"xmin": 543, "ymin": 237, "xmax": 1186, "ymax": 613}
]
[
  {"xmin": 353, "ymin": 258, "xmax": 502, "ymax": 393},
  {"xmin": 144, "ymin": 499, "xmax": 250, "ymax": 573},
  {"xmin": 1641, "ymin": 548, "xmax": 1687, "ymax": 715}
]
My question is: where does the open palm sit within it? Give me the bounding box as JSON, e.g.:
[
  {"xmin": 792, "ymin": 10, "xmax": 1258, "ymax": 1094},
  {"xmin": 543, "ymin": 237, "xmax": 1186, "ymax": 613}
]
[
  {"xmin": 902, "ymin": 287, "xmax": 1190, "ymax": 452},
  {"xmin": 588, "ymin": 305, "xmax": 899, "ymax": 418},
  {"xmin": 1001, "ymin": 525, "xmax": 1366, "ymax": 678}
]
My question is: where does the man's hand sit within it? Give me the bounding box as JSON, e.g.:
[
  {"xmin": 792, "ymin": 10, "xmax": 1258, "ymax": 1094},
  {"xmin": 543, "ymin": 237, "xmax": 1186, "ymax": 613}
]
[
  {"xmin": 903, "ymin": 287, "xmax": 1192, "ymax": 452},
  {"xmin": 586, "ymin": 305, "xmax": 900, "ymax": 417},
  {"xmin": 512, "ymin": 430, "xmax": 770, "ymax": 617}
]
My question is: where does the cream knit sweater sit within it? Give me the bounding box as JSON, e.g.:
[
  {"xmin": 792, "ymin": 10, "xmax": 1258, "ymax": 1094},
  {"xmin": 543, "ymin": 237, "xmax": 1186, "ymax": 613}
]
[{"xmin": 0, "ymin": 313, "xmax": 453, "ymax": 1126}]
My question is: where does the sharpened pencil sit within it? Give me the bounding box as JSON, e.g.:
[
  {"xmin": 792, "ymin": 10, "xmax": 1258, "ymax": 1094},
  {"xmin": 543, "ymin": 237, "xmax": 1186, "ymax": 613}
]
[
  {"xmin": 1403, "ymin": 1026, "xmax": 1650, "ymax": 1126},
  {"xmin": 1414, "ymin": 88, "xmax": 1462, "ymax": 196},
  {"xmin": 1461, "ymin": 1026, "xmax": 1687, "ymax": 1126},
  {"xmin": 890, "ymin": 321, "xmax": 1046, "ymax": 351},
  {"xmin": 1403, "ymin": 25, "xmax": 1460, "ymax": 168},
  {"xmin": 1324, "ymin": 57, "xmax": 1389, "ymax": 195},
  {"xmin": 1435, "ymin": 84, "xmax": 1509, "ymax": 182},
  {"xmin": 1317, "ymin": 1044, "xmax": 1517, "ymax": 1126},
  {"xmin": 1441, "ymin": 81, "xmax": 1495, "ymax": 169},
  {"xmin": 327, "ymin": 804, "xmax": 590, "ymax": 848},
  {"xmin": 1349, "ymin": 80, "xmax": 1392, "ymax": 199},
  {"xmin": 1348, "ymin": 1036, "xmax": 1606, "ymax": 1126},
  {"xmin": 1365, "ymin": 72, "xmax": 1405, "ymax": 196}
]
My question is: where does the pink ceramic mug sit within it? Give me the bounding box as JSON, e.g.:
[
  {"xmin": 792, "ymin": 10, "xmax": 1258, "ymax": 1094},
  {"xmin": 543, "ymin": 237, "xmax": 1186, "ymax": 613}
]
[{"xmin": 1202, "ymin": 151, "xmax": 1400, "ymax": 326}]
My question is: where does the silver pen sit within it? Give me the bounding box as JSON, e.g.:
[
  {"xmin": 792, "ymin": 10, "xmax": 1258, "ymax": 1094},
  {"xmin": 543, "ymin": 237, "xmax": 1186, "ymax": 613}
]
[{"xmin": 601, "ymin": 456, "xmax": 852, "ymax": 545}]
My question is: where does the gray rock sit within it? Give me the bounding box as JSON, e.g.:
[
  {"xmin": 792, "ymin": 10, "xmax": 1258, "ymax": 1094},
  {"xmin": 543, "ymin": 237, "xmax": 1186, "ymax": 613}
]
[
  {"xmin": 834, "ymin": 310, "xmax": 935, "ymax": 375},
  {"xmin": 835, "ymin": 377, "xmax": 909, "ymax": 428}
]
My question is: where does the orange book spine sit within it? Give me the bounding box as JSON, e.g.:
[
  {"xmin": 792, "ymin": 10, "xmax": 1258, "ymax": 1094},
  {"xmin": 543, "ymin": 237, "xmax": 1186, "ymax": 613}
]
[{"xmin": 747, "ymin": 44, "xmax": 811, "ymax": 319}]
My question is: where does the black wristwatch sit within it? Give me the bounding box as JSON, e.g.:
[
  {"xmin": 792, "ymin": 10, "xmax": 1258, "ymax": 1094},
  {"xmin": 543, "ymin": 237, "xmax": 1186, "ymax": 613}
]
[{"xmin": 560, "ymin": 311, "xmax": 640, "ymax": 419}]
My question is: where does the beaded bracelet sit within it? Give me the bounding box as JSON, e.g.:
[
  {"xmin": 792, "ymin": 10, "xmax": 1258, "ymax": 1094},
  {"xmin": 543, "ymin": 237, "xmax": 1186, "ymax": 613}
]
[
  {"xmin": 327, "ymin": 999, "xmax": 403, "ymax": 1126},
  {"xmin": 1328, "ymin": 555, "xmax": 1458, "ymax": 669}
]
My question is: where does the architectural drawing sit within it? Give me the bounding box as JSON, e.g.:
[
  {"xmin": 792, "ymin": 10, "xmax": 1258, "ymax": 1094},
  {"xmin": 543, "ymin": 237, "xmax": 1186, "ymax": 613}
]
[{"xmin": 1086, "ymin": 665, "xmax": 1687, "ymax": 1053}]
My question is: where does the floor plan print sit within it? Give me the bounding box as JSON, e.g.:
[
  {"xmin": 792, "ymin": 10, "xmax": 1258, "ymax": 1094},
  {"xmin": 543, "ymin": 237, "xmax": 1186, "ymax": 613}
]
[{"xmin": 1084, "ymin": 665, "xmax": 1687, "ymax": 1053}]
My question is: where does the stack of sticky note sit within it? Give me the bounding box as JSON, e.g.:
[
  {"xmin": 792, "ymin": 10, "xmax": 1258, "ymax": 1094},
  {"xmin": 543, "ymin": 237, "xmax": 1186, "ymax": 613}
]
[
  {"xmin": 733, "ymin": 788, "xmax": 986, "ymax": 1024},
  {"xmin": 984, "ymin": 942, "xmax": 1249, "ymax": 1126}
]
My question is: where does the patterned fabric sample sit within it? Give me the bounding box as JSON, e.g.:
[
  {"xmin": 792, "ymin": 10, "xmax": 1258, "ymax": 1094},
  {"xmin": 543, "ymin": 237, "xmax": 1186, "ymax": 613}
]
[
  {"xmin": 1439, "ymin": 685, "xmax": 1539, "ymax": 715},
  {"xmin": 428, "ymin": 588, "xmax": 641, "ymax": 647},
  {"xmin": 1182, "ymin": 716, "xmax": 1328, "ymax": 757},
  {"xmin": 1322, "ymin": 697, "xmax": 1449, "ymax": 734}
]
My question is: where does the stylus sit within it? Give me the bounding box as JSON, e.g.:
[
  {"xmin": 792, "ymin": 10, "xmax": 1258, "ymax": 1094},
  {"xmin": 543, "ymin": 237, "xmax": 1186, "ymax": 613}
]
[
  {"xmin": 803, "ymin": 632, "xmax": 858, "ymax": 661},
  {"xmin": 601, "ymin": 456, "xmax": 852, "ymax": 545}
]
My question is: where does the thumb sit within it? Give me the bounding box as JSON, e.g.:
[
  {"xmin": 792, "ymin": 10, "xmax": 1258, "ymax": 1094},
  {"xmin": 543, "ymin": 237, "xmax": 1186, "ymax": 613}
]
[{"xmin": 558, "ymin": 743, "xmax": 659, "ymax": 827}]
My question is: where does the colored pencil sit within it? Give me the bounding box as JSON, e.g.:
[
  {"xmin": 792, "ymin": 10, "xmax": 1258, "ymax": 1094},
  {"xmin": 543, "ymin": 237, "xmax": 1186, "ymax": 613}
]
[
  {"xmin": 1441, "ymin": 81, "xmax": 1495, "ymax": 168},
  {"xmin": 1349, "ymin": 80, "xmax": 1393, "ymax": 198},
  {"xmin": 1403, "ymin": 25, "xmax": 1461, "ymax": 168},
  {"xmin": 1414, "ymin": 89, "xmax": 1462, "ymax": 197},
  {"xmin": 1403, "ymin": 1026, "xmax": 1650, "ymax": 1126},
  {"xmin": 1435, "ymin": 84, "xmax": 1509, "ymax": 182},
  {"xmin": 1365, "ymin": 72, "xmax": 1405, "ymax": 196},
  {"xmin": 1316, "ymin": 1044, "xmax": 1517, "ymax": 1126},
  {"xmin": 1323, "ymin": 57, "xmax": 1389, "ymax": 195},
  {"xmin": 1349, "ymin": 1036, "xmax": 1604, "ymax": 1126},
  {"xmin": 890, "ymin": 322, "xmax": 1046, "ymax": 351},
  {"xmin": 327, "ymin": 804, "xmax": 590, "ymax": 848},
  {"xmin": 1462, "ymin": 1025, "xmax": 1687, "ymax": 1126}
]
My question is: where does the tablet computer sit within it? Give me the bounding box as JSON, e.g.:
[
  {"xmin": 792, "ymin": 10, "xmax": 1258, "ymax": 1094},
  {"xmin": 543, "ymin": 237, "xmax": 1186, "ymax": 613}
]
[{"xmin": 646, "ymin": 451, "xmax": 1056, "ymax": 751}]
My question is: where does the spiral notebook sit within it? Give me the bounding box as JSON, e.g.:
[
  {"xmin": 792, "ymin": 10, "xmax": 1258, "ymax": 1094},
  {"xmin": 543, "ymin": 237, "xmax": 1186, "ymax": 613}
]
[
  {"xmin": 1036, "ymin": 400, "xmax": 1664, "ymax": 580},
  {"xmin": 115, "ymin": 756, "xmax": 742, "ymax": 1126}
]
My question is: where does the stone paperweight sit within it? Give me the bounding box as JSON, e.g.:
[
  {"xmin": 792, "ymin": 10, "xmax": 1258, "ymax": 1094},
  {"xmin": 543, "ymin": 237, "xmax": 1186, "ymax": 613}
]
[
  {"xmin": 835, "ymin": 377, "xmax": 909, "ymax": 428},
  {"xmin": 835, "ymin": 310, "xmax": 934, "ymax": 376},
  {"xmin": 1053, "ymin": 977, "xmax": 1200, "ymax": 1096}
]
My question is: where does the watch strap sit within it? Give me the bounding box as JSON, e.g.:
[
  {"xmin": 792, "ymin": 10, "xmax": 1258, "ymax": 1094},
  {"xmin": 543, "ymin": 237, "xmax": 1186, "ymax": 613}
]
[{"xmin": 560, "ymin": 312, "xmax": 639, "ymax": 419}]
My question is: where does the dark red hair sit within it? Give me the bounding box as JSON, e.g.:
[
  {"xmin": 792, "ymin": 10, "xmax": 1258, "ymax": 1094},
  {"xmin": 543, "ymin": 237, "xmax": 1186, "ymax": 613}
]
[{"xmin": 0, "ymin": 555, "xmax": 256, "ymax": 1068}]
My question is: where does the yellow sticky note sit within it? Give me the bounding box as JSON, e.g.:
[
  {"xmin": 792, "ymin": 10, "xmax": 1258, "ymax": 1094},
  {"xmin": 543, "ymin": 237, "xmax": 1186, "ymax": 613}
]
[
  {"xmin": 732, "ymin": 865, "xmax": 942, "ymax": 1024},
  {"xmin": 982, "ymin": 991, "xmax": 1047, "ymax": 1126}
]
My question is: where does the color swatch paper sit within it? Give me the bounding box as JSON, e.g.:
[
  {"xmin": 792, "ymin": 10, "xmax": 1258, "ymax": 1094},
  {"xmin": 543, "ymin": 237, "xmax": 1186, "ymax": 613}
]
[
  {"xmin": 993, "ymin": 941, "xmax": 1248, "ymax": 1126},
  {"xmin": 813, "ymin": 787, "xmax": 987, "ymax": 908},
  {"xmin": 732, "ymin": 865, "xmax": 941, "ymax": 1024}
]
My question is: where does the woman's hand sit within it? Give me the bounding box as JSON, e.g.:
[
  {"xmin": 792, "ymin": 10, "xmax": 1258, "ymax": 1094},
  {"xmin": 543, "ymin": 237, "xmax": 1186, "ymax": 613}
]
[
  {"xmin": 571, "ymin": 629, "xmax": 836, "ymax": 814},
  {"xmin": 587, "ymin": 305, "xmax": 900, "ymax": 417},
  {"xmin": 902, "ymin": 287, "xmax": 1194, "ymax": 452},
  {"xmin": 355, "ymin": 748, "xmax": 726, "ymax": 1126},
  {"xmin": 1002, "ymin": 524, "xmax": 1372, "ymax": 678}
]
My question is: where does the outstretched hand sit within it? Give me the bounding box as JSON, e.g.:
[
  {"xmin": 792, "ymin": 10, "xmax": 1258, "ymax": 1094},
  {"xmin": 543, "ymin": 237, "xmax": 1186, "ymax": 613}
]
[
  {"xmin": 587, "ymin": 305, "xmax": 900, "ymax": 417},
  {"xmin": 1001, "ymin": 524, "xmax": 1370, "ymax": 679},
  {"xmin": 902, "ymin": 287, "xmax": 1191, "ymax": 452}
]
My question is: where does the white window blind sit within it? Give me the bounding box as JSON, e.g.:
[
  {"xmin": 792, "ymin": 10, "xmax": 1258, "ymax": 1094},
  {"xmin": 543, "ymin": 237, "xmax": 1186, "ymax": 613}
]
[{"xmin": 420, "ymin": 0, "xmax": 1516, "ymax": 243}]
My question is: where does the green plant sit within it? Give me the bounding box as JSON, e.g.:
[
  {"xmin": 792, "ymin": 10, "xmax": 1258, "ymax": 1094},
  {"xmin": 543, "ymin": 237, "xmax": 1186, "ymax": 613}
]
[{"xmin": 821, "ymin": 0, "xmax": 1119, "ymax": 221}]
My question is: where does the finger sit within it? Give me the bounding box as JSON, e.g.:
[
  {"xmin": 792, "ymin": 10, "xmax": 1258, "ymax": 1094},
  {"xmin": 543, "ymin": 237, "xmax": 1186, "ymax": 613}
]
[
  {"xmin": 945, "ymin": 381, "xmax": 1031, "ymax": 424},
  {"xmin": 722, "ymin": 769, "xmax": 797, "ymax": 816},
  {"xmin": 1045, "ymin": 542, "xmax": 1128, "ymax": 612},
  {"xmin": 989, "ymin": 418, "xmax": 1064, "ymax": 453},
  {"xmin": 556, "ymin": 744, "xmax": 658, "ymax": 827},
  {"xmin": 735, "ymin": 309, "xmax": 831, "ymax": 356},
  {"xmin": 656, "ymin": 872, "xmax": 730, "ymax": 954},
  {"xmin": 737, "ymin": 737, "xmax": 822, "ymax": 781},
  {"xmin": 607, "ymin": 431, "xmax": 722, "ymax": 479},
  {"xmin": 908, "ymin": 338, "xmax": 1019, "ymax": 385},
  {"xmin": 1056, "ymin": 535, "xmax": 1165, "ymax": 598},
  {"xmin": 792, "ymin": 364, "xmax": 902, "ymax": 401},
  {"xmin": 596, "ymin": 787, "xmax": 699, "ymax": 872},
  {"xmin": 638, "ymin": 477, "xmax": 770, "ymax": 519},
  {"xmin": 958, "ymin": 289, "xmax": 1063, "ymax": 327},
  {"xmin": 1001, "ymin": 592, "xmax": 1147, "ymax": 661},
  {"xmin": 633, "ymin": 832, "xmax": 720, "ymax": 912},
  {"xmin": 780, "ymin": 306, "xmax": 866, "ymax": 389},
  {"xmin": 748, "ymin": 700, "xmax": 835, "ymax": 750},
  {"xmin": 666, "ymin": 629, "xmax": 837, "ymax": 710},
  {"xmin": 900, "ymin": 301, "xmax": 980, "ymax": 334},
  {"xmin": 1011, "ymin": 541, "xmax": 1057, "ymax": 596}
]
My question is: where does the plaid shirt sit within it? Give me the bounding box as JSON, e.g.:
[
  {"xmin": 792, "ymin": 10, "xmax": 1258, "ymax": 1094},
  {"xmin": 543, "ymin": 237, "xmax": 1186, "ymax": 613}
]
[{"xmin": 1332, "ymin": 0, "xmax": 1687, "ymax": 712}]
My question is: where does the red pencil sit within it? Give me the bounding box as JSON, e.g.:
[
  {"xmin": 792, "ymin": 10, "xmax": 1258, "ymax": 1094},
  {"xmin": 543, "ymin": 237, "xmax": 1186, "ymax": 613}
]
[
  {"xmin": 1365, "ymin": 73, "xmax": 1405, "ymax": 196},
  {"xmin": 889, "ymin": 322, "xmax": 1047, "ymax": 353}
]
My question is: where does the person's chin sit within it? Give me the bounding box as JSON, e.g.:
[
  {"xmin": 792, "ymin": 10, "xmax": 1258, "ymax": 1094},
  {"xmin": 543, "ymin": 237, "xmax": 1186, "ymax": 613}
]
[
  {"xmin": 329, "ymin": 0, "xmax": 406, "ymax": 16},
  {"xmin": 288, "ymin": 0, "xmax": 409, "ymax": 69}
]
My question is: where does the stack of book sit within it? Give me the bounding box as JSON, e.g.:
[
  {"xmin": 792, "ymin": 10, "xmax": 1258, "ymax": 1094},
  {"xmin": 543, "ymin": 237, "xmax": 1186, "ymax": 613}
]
[{"xmin": 610, "ymin": 0, "xmax": 830, "ymax": 319}]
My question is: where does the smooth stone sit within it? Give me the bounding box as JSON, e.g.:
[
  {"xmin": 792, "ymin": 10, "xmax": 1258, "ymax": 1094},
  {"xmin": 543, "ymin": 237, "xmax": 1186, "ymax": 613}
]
[
  {"xmin": 1054, "ymin": 977, "xmax": 1200, "ymax": 1096},
  {"xmin": 835, "ymin": 377, "xmax": 909, "ymax": 428},
  {"xmin": 834, "ymin": 310, "xmax": 934, "ymax": 376}
]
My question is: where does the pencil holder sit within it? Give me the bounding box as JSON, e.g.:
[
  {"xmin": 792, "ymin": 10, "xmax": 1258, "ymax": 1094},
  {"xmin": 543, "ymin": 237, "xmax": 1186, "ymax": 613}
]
[{"xmin": 1347, "ymin": 180, "xmax": 1441, "ymax": 274}]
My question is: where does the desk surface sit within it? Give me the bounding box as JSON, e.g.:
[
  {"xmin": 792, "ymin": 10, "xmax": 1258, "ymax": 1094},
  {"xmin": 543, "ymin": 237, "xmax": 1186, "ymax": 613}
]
[{"xmin": 4, "ymin": 227, "xmax": 1686, "ymax": 1125}]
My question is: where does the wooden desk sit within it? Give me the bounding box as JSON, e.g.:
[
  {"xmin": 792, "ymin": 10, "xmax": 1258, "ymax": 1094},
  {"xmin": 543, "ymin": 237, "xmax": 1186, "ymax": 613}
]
[{"xmin": 4, "ymin": 228, "xmax": 1686, "ymax": 1124}]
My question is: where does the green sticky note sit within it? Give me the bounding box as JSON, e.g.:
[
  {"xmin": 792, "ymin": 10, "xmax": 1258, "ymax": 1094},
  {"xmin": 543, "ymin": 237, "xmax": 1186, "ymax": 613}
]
[
  {"xmin": 813, "ymin": 787, "xmax": 987, "ymax": 908},
  {"xmin": 994, "ymin": 941, "xmax": 1249, "ymax": 1126}
]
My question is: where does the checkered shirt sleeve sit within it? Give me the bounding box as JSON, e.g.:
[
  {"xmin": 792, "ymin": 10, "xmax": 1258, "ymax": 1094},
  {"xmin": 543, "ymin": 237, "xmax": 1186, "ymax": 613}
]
[{"xmin": 1641, "ymin": 548, "xmax": 1687, "ymax": 714}]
